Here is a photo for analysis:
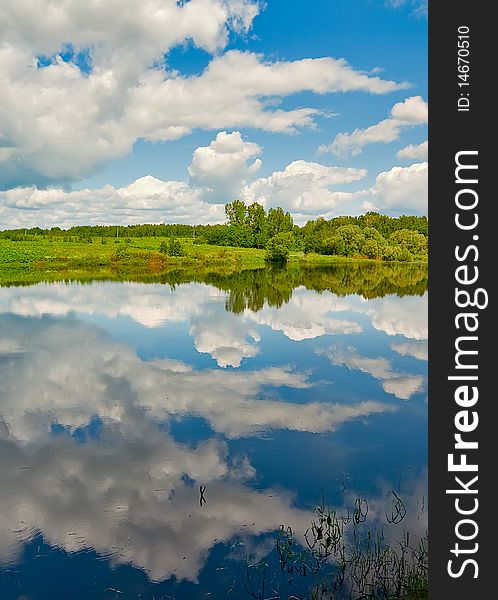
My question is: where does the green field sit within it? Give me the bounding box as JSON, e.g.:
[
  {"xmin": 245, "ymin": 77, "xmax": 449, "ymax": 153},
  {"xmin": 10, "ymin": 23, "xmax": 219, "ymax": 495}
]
[{"xmin": 0, "ymin": 236, "xmax": 387, "ymax": 286}]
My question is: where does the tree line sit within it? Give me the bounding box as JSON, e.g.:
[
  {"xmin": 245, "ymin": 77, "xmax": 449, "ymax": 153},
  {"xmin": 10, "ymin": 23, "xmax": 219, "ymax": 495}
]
[
  {"xmin": 0, "ymin": 201, "xmax": 428, "ymax": 262},
  {"xmin": 202, "ymin": 201, "xmax": 428, "ymax": 262}
]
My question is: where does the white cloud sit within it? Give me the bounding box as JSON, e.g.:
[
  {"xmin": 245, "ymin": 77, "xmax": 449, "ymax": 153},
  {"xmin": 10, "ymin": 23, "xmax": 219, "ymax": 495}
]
[
  {"xmin": 190, "ymin": 309, "xmax": 262, "ymax": 367},
  {"xmin": 242, "ymin": 160, "xmax": 367, "ymax": 222},
  {"xmin": 0, "ymin": 147, "xmax": 371, "ymax": 226},
  {"xmin": 396, "ymin": 140, "xmax": 428, "ymax": 161},
  {"xmin": 362, "ymin": 161, "xmax": 428, "ymax": 215},
  {"xmin": 320, "ymin": 96, "xmax": 427, "ymax": 156},
  {"xmin": 0, "ymin": 281, "xmax": 224, "ymax": 327},
  {"xmin": 0, "ymin": 0, "xmax": 407, "ymax": 189},
  {"xmin": 389, "ymin": 96, "xmax": 428, "ymax": 122},
  {"xmin": 0, "ymin": 408, "xmax": 315, "ymax": 582},
  {"xmin": 0, "ymin": 311, "xmax": 395, "ymax": 440},
  {"xmin": 0, "ymin": 0, "xmax": 260, "ymax": 188},
  {"xmin": 246, "ymin": 287, "xmax": 362, "ymax": 341},
  {"xmin": 188, "ymin": 131, "xmax": 262, "ymax": 203},
  {"xmin": 0, "ymin": 176, "xmax": 225, "ymax": 228},
  {"xmin": 319, "ymin": 345, "xmax": 425, "ymax": 400},
  {"xmin": 362, "ymin": 293, "xmax": 428, "ymax": 340},
  {"xmin": 0, "ymin": 282, "xmax": 427, "ymax": 364},
  {"xmin": 0, "ymin": 0, "xmax": 259, "ymax": 57},
  {"xmin": 391, "ymin": 340, "xmax": 428, "ymax": 361}
]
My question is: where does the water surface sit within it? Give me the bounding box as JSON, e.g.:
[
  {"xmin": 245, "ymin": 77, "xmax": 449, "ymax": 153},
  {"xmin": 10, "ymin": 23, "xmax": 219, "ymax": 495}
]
[{"xmin": 0, "ymin": 264, "xmax": 428, "ymax": 599}]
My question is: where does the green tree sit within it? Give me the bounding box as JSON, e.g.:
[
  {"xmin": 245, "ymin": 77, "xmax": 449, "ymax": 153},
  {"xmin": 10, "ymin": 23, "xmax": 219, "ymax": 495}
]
[
  {"xmin": 267, "ymin": 207, "xmax": 294, "ymax": 238},
  {"xmin": 389, "ymin": 229, "xmax": 428, "ymax": 257},
  {"xmin": 246, "ymin": 202, "xmax": 268, "ymax": 248},
  {"xmin": 382, "ymin": 245, "xmax": 402, "ymax": 261},
  {"xmin": 225, "ymin": 200, "xmax": 247, "ymax": 226},
  {"xmin": 362, "ymin": 227, "xmax": 385, "ymax": 243},
  {"xmin": 322, "ymin": 234, "xmax": 345, "ymax": 256},
  {"xmin": 362, "ymin": 238, "xmax": 383, "ymax": 259},
  {"xmin": 361, "ymin": 227, "xmax": 385, "ymax": 259},
  {"xmin": 168, "ymin": 238, "xmax": 184, "ymax": 256},
  {"xmin": 265, "ymin": 232, "xmax": 294, "ymax": 262},
  {"xmin": 335, "ymin": 225, "xmax": 365, "ymax": 256}
]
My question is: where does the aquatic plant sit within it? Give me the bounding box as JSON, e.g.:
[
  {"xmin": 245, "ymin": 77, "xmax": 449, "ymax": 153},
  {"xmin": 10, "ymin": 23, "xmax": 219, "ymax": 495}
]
[{"xmin": 244, "ymin": 493, "xmax": 428, "ymax": 600}]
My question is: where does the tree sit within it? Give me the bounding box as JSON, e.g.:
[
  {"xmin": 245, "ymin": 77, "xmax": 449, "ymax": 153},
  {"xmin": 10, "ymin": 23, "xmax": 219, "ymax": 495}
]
[
  {"xmin": 225, "ymin": 200, "xmax": 247, "ymax": 227},
  {"xmin": 246, "ymin": 202, "xmax": 268, "ymax": 248},
  {"xmin": 362, "ymin": 239, "xmax": 383, "ymax": 259},
  {"xmin": 389, "ymin": 229, "xmax": 427, "ymax": 257},
  {"xmin": 361, "ymin": 227, "xmax": 385, "ymax": 259},
  {"xmin": 322, "ymin": 234, "xmax": 345, "ymax": 256},
  {"xmin": 362, "ymin": 227, "xmax": 385, "ymax": 243},
  {"xmin": 265, "ymin": 232, "xmax": 294, "ymax": 262},
  {"xmin": 335, "ymin": 225, "xmax": 365, "ymax": 256},
  {"xmin": 267, "ymin": 207, "xmax": 293, "ymax": 238},
  {"xmin": 382, "ymin": 245, "xmax": 402, "ymax": 261}
]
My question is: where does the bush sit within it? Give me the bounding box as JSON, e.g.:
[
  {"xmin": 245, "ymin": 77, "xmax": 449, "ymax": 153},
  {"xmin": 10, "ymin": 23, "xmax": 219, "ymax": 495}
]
[
  {"xmin": 113, "ymin": 245, "xmax": 130, "ymax": 260},
  {"xmin": 159, "ymin": 238, "xmax": 185, "ymax": 257},
  {"xmin": 382, "ymin": 245, "xmax": 415, "ymax": 262},
  {"xmin": 335, "ymin": 224, "xmax": 365, "ymax": 256},
  {"xmin": 382, "ymin": 245, "xmax": 401, "ymax": 261},
  {"xmin": 389, "ymin": 229, "xmax": 427, "ymax": 257},
  {"xmin": 321, "ymin": 234, "xmax": 346, "ymax": 256},
  {"xmin": 265, "ymin": 232, "xmax": 294, "ymax": 262},
  {"xmin": 362, "ymin": 238, "xmax": 384, "ymax": 259}
]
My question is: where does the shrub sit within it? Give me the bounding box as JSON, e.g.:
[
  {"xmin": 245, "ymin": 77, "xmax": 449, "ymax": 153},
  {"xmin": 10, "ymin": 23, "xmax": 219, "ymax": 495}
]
[
  {"xmin": 159, "ymin": 238, "xmax": 185, "ymax": 257},
  {"xmin": 382, "ymin": 245, "xmax": 401, "ymax": 261},
  {"xmin": 382, "ymin": 245, "xmax": 415, "ymax": 262},
  {"xmin": 389, "ymin": 229, "xmax": 428, "ymax": 257},
  {"xmin": 362, "ymin": 238, "xmax": 384, "ymax": 259},
  {"xmin": 321, "ymin": 234, "xmax": 346, "ymax": 256},
  {"xmin": 265, "ymin": 232, "xmax": 294, "ymax": 262},
  {"xmin": 113, "ymin": 245, "xmax": 130, "ymax": 260}
]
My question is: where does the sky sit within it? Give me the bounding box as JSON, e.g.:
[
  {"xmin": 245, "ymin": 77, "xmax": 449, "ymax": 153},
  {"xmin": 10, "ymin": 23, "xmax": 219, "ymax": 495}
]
[{"xmin": 0, "ymin": 0, "xmax": 428, "ymax": 228}]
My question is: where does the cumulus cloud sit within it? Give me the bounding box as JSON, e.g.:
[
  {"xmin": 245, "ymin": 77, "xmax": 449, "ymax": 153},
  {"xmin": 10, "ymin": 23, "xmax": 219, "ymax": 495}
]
[
  {"xmin": 4, "ymin": 300, "xmax": 380, "ymax": 580},
  {"xmin": 242, "ymin": 160, "xmax": 367, "ymax": 222},
  {"xmin": 190, "ymin": 311, "xmax": 262, "ymax": 368},
  {"xmin": 246, "ymin": 288, "xmax": 362, "ymax": 341},
  {"xmin": 0, "ymin": 312, "xmax": 395, "ymax": 441},
  {"xmin": 0, "ymin": 313, "xmax": 395, "ymax": 577},
  {"xmin": 319, "ymin": 345, "xmax": 425, "ymax": 400},
  {"xmin": 0, "ymin": 426, "xmax": 426, "ymax": 584},
  {"xmin": 396, "ymin": 140, "xmax": 428, "ymax": 161},
  {"xmin": 0, "ymin": 405, "xmax": 314, "ymax": 582},
  {"xmin": 0, "ymin": 176, "xmax": 226, "ymax": 228},
  {"xmin": 0, "ymin": 0, "xmax": 259, "ymax": 57},
  {"xmin": 362, "ymin": 161, "xmax": 428, "ymax": 215},
  {"xmin": 362, "ymin": 293, "xmax": 428, "ymax": 340},
  {"xmin": 188, "ymin": 131, "xmax": 262, "ymax": 203},
  {"xmin": 0, "ymin": 0, "xmax": 407, "ymax": 189},
  {"xmin": 0, "ymin": 281, "xmax": 224, "ymax": 327},
  {"xmin": 320, "ymin": 96, "xmax": 427, "ymax": 156},
  {"xmin": 0, "ymin": 147, "xmax": 370, "ymax": 227},
  {"xmin": 0, "ymin": 282, "xmax": 427, "ymax": 368},
  {"xmin": 391, "ymin": 340, "xmax": 428, "ymax": 361},
  {"xmin": 0, "ymin": 281, "xmax": 264, "ymax": 369}
]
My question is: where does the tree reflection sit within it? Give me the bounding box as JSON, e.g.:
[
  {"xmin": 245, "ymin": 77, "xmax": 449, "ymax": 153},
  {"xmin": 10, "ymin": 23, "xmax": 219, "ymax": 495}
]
[{"xmin": 188, "ymin": 263, "xmax": 428, "ymax": 314}]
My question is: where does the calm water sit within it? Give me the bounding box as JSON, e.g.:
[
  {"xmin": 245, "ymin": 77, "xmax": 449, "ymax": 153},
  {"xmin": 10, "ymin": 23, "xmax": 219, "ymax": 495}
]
[{"xmin": 0, "ymin": 265, "xmax": 428, "ymax": 599}]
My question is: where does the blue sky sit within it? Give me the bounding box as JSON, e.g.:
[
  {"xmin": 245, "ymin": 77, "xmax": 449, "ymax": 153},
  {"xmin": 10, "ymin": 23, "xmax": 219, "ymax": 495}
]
[{"xmin": 0, "ymin": 0, "xmax": 427, "ymax": 227}]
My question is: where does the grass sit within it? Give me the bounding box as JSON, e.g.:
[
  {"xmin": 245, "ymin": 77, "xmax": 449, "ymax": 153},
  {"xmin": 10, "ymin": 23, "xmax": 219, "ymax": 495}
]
[
  {"xmin": 0, "ymin": 237, "xmax": 403, "ymax": 286},
  {"xmin": 244, "ymin": 493, "xmax": 427, "ymax": 600}
]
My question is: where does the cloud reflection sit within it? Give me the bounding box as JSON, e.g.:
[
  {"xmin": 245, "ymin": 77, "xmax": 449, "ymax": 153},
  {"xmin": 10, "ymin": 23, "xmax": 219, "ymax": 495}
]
[
  {"xmin": 318, "ymin": 345, "xmax": 425, "ymax": 400},
  {"xmin": 0, "ymin": 283, "xmax": 427, "ymax": 370}
]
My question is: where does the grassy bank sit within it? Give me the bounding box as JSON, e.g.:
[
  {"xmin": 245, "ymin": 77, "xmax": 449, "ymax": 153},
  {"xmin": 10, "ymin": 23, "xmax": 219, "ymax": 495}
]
[{"xmin": 0, "ymin": 236, "xmax": 425, "ymax": 286}]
